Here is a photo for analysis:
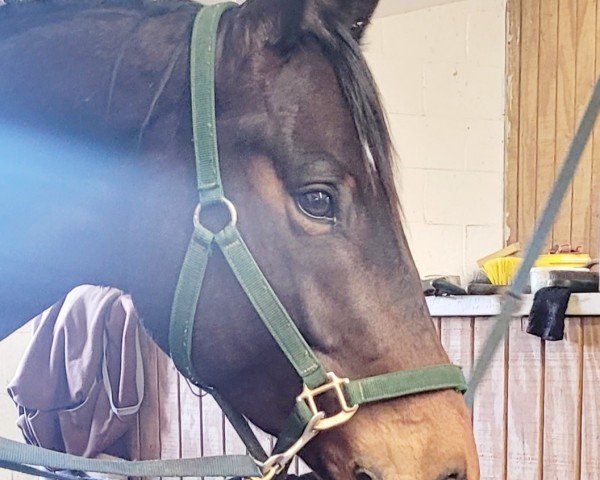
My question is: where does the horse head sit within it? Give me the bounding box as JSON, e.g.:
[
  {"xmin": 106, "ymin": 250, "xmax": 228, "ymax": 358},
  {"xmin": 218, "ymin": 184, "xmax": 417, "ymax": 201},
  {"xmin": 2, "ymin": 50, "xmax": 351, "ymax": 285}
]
[{"xmin": 188, "ymin": 1, "xmax": 479, "ymax": 478}]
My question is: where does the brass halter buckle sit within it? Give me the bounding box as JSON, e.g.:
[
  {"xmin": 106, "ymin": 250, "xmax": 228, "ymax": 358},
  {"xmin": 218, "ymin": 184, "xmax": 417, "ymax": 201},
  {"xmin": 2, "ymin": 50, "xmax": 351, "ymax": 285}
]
[
  {"xmin": 250, "ymin": 413, "xmax": 324, "ymax": 480},
  {"xmin": 297, "ymin": 372, "xmax": 358, "ymax": 431}
]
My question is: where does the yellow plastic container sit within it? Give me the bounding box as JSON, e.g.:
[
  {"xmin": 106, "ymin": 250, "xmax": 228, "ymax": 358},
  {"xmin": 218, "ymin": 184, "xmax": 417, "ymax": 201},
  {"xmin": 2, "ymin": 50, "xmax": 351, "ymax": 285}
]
[
  {"xmin": 534, "ymin": 253, "xmax": 591, "ymax": 268},
  {"xmin": 482, "ymin": 253, "xmax": 591, "ymax": 286}
]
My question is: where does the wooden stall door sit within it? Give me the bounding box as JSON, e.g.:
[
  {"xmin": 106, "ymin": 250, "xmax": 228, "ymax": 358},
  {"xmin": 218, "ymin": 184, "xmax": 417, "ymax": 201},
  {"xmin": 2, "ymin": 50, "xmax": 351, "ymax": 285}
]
[
  {"xmin": 132, "ymin": 315, "xmax": 600, "ymax": 480},
  {"xmin": 505, "ymin": 0, "xmax": 600, "ymax": 253}
]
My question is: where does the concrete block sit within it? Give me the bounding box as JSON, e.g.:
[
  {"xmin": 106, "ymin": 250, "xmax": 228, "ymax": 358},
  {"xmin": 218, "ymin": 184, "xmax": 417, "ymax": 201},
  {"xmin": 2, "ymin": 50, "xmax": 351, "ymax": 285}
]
[
  {"xmin": 388, "ymin": 114, "xmax": 426, "ymax": 167},
  {"xmin": 463, "ymin": 65, "xmax": 505, "ymax": 120},
  {"xmin": 368, "ymin": 56, "xmax": 425, "ymax": 115},
  {"xmin": 423, "ymin": 61, "xmax": 467, "ymax": 118},
  {"xmin": 361, "ymin": 18, "xmax": 385, "ymax": 59},
  {"xmin": 466, "ymin": 2, "xmax": 507, "ymax": 67},
  {"xmin": 390, "ymin": 115, "xmax": 469, "ymax": 170},
  {"xmin": 424, "ymin": 170, "xmax": 503, "ymax": 225},
  {"xmin": 424, "ymin": 0, "xmax": 469, "ymax": 63},
  {"xmin": 421, "ymin": 116, "xmax": 468, "ymax": 170},
  {"xmin": 465, "ymin": 224, "xmax": 505, "ymax": 276},
  {"xmin": 405, "ymin": 222, "xmax": 464, "ymax": 278},
  {"xmin": 397, "ymin": 167, "xmax": 427, "ymax": 222},
  {"xmin": 465, "ymin": 119, "xmax": 505, "ymax": 172},
  {"xmin": 380, "ymin": 10, "xmax": 431, "ymax": 62}
]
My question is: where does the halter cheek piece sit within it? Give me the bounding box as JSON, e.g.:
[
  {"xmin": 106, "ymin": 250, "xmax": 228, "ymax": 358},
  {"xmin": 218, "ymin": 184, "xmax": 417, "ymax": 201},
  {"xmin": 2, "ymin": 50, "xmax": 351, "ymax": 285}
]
[{"xmin": 169, "ymin": 3, "xmax": 467, "ymax": 479}]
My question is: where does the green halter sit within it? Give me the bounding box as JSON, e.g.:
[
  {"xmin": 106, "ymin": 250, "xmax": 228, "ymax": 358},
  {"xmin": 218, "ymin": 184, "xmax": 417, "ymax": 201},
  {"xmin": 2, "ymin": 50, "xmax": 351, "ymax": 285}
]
[{"xmin": 168, "ymin": 3, "xmax": 466, "ymax": 479}]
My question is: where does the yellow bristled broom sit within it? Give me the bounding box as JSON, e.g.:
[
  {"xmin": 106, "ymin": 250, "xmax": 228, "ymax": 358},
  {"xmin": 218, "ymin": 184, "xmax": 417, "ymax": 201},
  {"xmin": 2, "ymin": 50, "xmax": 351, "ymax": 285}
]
[{"xmin": 482, "ymin": 257, "xmax": 523, "ymax": 286}]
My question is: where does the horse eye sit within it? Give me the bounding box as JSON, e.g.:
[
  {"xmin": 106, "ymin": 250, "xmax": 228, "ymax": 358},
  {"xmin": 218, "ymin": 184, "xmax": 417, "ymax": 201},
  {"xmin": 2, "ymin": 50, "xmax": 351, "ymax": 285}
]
[{"xmin": 296, "ymin": 190, "xmax": 335, "ymax": 220}]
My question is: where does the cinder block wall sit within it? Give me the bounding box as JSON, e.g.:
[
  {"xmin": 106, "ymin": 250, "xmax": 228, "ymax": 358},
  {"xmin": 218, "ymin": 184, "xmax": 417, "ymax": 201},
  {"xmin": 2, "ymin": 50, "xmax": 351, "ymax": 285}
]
[{"xmin": 364, "ymin": 0, "xmax": 507, "ymax": 282}]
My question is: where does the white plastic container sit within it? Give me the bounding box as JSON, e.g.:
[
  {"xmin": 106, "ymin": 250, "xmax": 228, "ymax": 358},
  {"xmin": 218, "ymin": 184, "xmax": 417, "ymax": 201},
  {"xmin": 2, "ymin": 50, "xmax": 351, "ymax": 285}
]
[{"xmin": 530, "ymin": 267, "xmax": 589, "ymax": 294}]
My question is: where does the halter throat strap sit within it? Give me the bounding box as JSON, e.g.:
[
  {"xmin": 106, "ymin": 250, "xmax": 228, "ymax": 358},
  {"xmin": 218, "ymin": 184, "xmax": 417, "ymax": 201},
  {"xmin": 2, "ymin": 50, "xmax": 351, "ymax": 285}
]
[{"xmin": 168, "ymin": 3, "xmax": 467, "ymax": 477}]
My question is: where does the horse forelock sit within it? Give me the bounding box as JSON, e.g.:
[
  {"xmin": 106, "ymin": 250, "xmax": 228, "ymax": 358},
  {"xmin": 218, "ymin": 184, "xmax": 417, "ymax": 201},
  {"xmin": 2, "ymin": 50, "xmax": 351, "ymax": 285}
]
[{"xmin": 310, "ymin": 22, "xmax": 404, "ymax": 233}]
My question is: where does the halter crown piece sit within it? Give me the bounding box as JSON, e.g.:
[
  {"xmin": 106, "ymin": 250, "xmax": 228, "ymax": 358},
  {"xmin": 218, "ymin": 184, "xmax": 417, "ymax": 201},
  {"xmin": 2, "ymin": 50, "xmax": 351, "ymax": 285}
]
[{"xmin": 168, "ymin": 3, "xmax": 467, "ymax": 479}]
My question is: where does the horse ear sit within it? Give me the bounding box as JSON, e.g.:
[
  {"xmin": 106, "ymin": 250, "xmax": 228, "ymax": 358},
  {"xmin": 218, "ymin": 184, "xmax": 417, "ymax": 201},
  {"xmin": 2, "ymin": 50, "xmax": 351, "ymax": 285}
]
[
  {"xmin": 237, "ymin": 0, "xmax": 306, "ymax": 55},
  {"xmin": 305, "ymin": 0, "xmax": 380, "ymax": 40}
]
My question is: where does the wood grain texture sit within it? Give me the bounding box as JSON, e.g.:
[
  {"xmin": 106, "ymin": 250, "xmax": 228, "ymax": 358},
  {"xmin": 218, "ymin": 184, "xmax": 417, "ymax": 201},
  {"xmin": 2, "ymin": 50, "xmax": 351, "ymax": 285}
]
[
  {"xmin": 138, "ymin": 336, "xmax": 161, "ymax": 480},
  {"xmin": 201, "ymin": 393, "xmax": 224, "ymax": 480},
  {"xmin": 506, "ymin": 318, "xmax": 543, "ymax": 480},
  {"xmin": 571, "ymin": 0, "xmax": 597, "ymax": 249},
  {"xmin": 590, "ymin": 0, "xmax": 600, "ymax": 253},
  {"xmin": 552, "ymin": 0, "xmax": 577, "ymax": 247},
  {"xmin": 179, "ymin": 375, "xmax": 202, "ymax": 480},
  {"xmin": 581, "ymin": 317, "xmax": 600, "ymax": 479},
  {"xmin": 505, "ymin": 0, "xmax": 522, "ymax": 245},
  {"xmin": 472, "ymin": 317, "xmax": 507, "ymax": 479},
  {"xmin": 517, "ymin": 0, "xmax": 541, "ymax": 245},
  {"xmin": 506, "ymin": 0, "xmax": 599, "ymax": 253},
  {"xmin": 440, "ymin": 317, "xmax": 474, "ymax": 378},
  {"xmin": 581, "ymin": 317, "xmax": 600, "ymax": 478},
  {"xmin": 542, "ymin": 318, "xmax": 583, "ymax": 479},
  {"xmin": 157, "ymin": 354, "xmax": 182, "ymax": 480},
  {"xmin": 536, "ymin": 0, "xmax": 559, "ymax": 252},
  {"xmin": 130, "ymin": 314, "xmax": 600, "ymax": 480}
]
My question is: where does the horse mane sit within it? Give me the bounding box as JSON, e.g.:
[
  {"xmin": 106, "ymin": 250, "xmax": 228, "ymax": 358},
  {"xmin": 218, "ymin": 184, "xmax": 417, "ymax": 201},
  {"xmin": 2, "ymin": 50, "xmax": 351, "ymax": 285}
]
[{"xmin": 310, "ymin": 23, "xmax": 402, "ymax": 224}]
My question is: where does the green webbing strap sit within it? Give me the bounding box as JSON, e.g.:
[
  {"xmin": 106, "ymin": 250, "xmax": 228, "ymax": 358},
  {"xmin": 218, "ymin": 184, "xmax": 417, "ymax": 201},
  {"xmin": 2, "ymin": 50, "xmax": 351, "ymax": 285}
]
[
  {"xmin": 0, "ymin": 460, "xmax": 101, "ymax": 480},
  {"xmin": 215, "ymin": 226, "xmax": 329, "ymax": 389},
  {"xmin": 179, "ymin": 0, "xmax": 329, "ymax": 390},
  {"xmin": 171, "ymin": 0, "xmax": 325, "ymax": 465},
  {"xmin": 169, "ymin": 227, "xmax": 213, "ymax": 387},
  {"xmin": 345, "ymin": 364, "xmax": 467, "ymax": 404},
  {"xmin": 190, "ymin": 2, "xmax": 236, "ymax": 202},
  {"xmin": 168, "ymin": 228, "xmax": 268, "ymax": 462},
  {"xmin": 0, "ymin": 437, "xmax": 260, "ymax": 478},
  {"xmin": 274, "ymin": 364, "xmax": 467, "ymax": 454}
]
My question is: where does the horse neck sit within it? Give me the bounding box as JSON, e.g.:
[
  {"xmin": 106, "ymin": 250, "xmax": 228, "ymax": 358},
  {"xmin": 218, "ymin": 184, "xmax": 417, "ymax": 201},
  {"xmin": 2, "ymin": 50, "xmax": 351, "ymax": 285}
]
[{"xmin": 0, "ymin": 0, "xmax": 196, "ymax": 339}]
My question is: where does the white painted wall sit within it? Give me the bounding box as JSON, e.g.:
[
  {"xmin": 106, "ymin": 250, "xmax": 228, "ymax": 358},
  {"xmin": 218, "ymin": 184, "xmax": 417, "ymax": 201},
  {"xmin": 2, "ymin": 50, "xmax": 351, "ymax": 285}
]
[{"xmin": 363, "ymin": 0, "xmax": 507, "ymax": 282}]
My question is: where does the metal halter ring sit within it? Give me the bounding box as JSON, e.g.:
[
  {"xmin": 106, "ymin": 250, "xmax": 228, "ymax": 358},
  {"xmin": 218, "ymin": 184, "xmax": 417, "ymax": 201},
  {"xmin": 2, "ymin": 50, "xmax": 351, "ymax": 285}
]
[
  {"xmin": 250, "ymin": 413, "xmax": 325, "ymax": 480},
  {"xmin": 297, "ymin": 372, "xmax": 358, "ymax": 431},
  {"xmin": 193, "ymin": 197, "xmax": 238, "ymax": 233}
]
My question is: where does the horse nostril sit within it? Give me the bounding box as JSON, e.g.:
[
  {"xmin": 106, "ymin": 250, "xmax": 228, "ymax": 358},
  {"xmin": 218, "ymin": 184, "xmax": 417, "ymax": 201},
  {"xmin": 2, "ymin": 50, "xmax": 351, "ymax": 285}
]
[
  {"xmin": 440, "ymin": 472, "xmax": 467, "ymax": 480},
  {"xmin": 354, "ymin": 468, "xmax": 379, "ymax": 480}
]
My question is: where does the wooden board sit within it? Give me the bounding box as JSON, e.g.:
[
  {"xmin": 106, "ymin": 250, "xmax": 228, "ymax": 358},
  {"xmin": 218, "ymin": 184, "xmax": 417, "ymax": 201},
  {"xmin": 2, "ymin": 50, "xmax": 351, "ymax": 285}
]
[
  {"xmin": 505, "ymin": 0, "xmax": 522, "ymax": 245},
  {"xmin": 157, "ymin": 354, "xmax": 181, "ymax": 480},
  {"xmin": 440, "ymin": 317, "xmax": 474, "ymax": 379},
  {"xmin": 570, "ymin": 0, "xmax": 597, "ymax": 249},
  {"xmin": 505, "ymin": 0, "xmax": 600, "ymax": 254},
  {"xmin": 472, "ymin": 317, "xmax": 507, "ymax": 479},
  {"xmin": 517, "ymin": 0, "xmax": 541, "ymax": 246},
  {"xmin": 580, "ymin": 317, "xmax": 600, "ymax": 478},
  {"xmin": 590, "ymin": 0, "xmax": 600, "ymax": 253},
  {"xmin": 138, "ymin": 337, "xmax": 161, "ymax": 479},
  {"xmin": 201, "ymin": 393, "xmax": 225, "ymax": 480},
  {"xmin": 506, "ymin": 317, "xmax": 543, "ymax": 479},
  {"xmin": 535, "ymin": 0, "xmax": 559, "ymax": 252},
  {"xmin": 552, "ymin": 0, "xmax": 577, "ymax": 247},
  {"xmin": 542, "ymin": 318, "xmax": 583, "ymax": 478},
  {"xmin": 179, "ymin": 375, "xmax": 202, "ymax": 480}
]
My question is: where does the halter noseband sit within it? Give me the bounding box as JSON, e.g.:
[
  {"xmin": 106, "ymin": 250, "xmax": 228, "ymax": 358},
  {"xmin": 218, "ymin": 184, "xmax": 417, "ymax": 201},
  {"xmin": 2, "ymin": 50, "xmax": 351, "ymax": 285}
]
[{"xmin": 168, "ymin": 4, "xmax": 467, "ymax": 479}]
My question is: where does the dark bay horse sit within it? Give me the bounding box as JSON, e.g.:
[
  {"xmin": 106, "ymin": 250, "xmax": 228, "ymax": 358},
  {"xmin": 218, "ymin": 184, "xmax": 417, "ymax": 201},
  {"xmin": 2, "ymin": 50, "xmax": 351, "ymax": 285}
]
[{"xmin": 0, "ymin": 0, "xmax": 479, "ymax": 478}]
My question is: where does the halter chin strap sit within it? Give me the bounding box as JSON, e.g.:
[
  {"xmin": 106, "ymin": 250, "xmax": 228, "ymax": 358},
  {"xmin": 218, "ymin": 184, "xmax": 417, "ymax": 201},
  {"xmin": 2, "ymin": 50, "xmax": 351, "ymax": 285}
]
[{"xmin": 169, "ymin": 3, "xmax": 467, "ymax": 478}]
